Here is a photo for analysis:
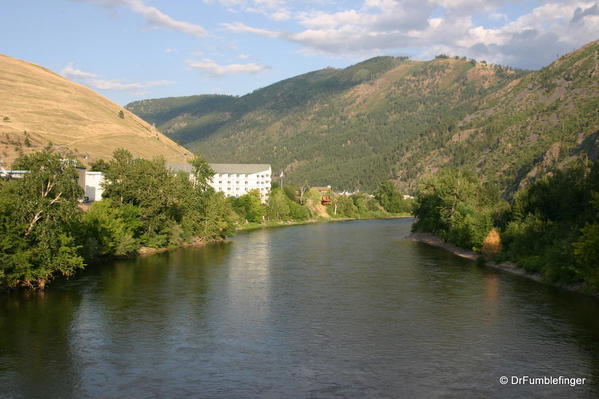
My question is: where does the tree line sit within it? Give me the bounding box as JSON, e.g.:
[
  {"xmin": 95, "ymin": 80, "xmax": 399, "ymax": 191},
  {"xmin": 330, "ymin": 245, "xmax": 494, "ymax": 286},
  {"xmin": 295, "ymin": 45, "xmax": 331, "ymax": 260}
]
[
  {"xmin": 0, "ymin": 149, "xmax": 412, "ymax": 290},
  {"xmin": 412, "ymin": 161, "xmax": 599, "ymax": 292}
]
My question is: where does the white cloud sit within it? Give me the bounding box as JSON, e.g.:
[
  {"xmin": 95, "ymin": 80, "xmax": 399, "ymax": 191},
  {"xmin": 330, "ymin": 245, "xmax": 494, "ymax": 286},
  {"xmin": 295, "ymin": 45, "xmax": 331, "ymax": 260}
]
[
  {"xmin": 186, "ymin": 58, "xmax": 270, "ymax": 76},
  {"xmin": 72, "ymin": 0, "xmax": 207, "ymax": 37},
  {"xmin": 164, "ymin": 48, "xmax": 177, "ymax": 53},
  {"xmin": 61, "ymin": 64, "xmax": 174, "ymax": 92},
  {"xmin": 221, "ymin": 22, "xmax": 282, "ymax": 38},
  {"xmin": 221, "ymin": 0, "xmax": 599, "ymax": 69},
  {"xmin": 61, "ymin": 64, "xmax": 99, "ymax": 79}
]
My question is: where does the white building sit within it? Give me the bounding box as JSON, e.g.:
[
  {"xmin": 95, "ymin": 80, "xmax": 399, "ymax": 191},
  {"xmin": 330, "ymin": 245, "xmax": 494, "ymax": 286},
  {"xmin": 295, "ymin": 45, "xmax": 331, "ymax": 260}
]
[
  {"xmin": 167, "ymin": 163, "xmax": 272, "ymax": 201},
  {"xmin": 84, "ymin": 171, "xmax": 105, "ymax": 202},
  {"xmin": 210, "ymin": 163, "xmax": 271, "ymax": 201}
]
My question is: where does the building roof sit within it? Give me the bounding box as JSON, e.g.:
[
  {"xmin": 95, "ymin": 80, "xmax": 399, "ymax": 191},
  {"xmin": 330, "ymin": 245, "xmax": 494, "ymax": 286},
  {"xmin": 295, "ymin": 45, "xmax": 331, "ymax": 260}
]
[
  {"xmin": 167, "ymin": 163, "xmax": 194, "ymax": 174},
  {"xmin": 210, "ymin": 163, "xmax": 271, "ymax": 174},
  {"xmin": 167, "ymin": 163, "xmax": 271, "ymax": 175}
]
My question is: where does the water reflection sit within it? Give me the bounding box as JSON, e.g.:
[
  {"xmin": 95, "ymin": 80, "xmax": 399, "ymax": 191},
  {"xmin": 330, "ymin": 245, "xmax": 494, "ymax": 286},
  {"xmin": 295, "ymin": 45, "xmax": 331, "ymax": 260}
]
[
  {"xmin": 0, "ymin": 290, "xmax": 81, "ymax": 398},
  {"xmin": 225, "ymin": 229, "xmax": 272, "ymax": 327},
  {"xmin": 0, "ymin": 219, "xmax": 598, "ymax": 398}
]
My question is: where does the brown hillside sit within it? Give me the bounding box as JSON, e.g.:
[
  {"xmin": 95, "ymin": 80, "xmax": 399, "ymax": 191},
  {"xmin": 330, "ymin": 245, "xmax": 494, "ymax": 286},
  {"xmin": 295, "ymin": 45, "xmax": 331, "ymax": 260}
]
[{"xmin": 0, "ymin": 54, "xmax": 192, "ymax": 167}]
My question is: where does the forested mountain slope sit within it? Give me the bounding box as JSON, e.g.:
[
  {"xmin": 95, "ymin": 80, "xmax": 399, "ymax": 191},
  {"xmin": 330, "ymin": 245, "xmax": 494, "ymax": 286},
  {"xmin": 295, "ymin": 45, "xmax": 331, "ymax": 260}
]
[
  {"xmin": 400, "ymin": 40, "xmax": 599, "ymax": 194},
  {"xmin": 0, "ymin": 54, "xmax": 192, "ymax": 167},
  {"xmin": 127, "ymin": 41, "xmax": 598, "ymax": 193}
]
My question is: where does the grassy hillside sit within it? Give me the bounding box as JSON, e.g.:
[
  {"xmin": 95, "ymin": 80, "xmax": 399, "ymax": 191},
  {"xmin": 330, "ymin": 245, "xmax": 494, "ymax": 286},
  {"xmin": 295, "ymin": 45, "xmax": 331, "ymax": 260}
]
[
  {"xmin": 127, "ymin": 41, "xmax": 598, "ymax": 193},
  {"xmin": 0, "ymin": 54, "xmax": 193, "ymax": 167}
]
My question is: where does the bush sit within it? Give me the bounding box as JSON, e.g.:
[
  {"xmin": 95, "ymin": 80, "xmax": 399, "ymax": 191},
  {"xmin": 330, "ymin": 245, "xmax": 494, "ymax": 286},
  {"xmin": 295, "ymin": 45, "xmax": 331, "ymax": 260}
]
[{"xmin": 82, "ymin": 199, "xmax": 140, "ymax": 256}]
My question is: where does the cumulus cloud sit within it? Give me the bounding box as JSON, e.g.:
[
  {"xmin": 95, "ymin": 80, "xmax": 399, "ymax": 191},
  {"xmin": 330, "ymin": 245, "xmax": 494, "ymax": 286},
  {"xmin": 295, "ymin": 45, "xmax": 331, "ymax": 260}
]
[
  {"xmin": 61, "ymin": 64, "xmax": 174, "ymax": 92},
  {"xmin": 72, "ymin": 0, "xmax": 207, "ymax": 37},
  {"xmin": 185, "ymin": 58, "xmax": 270, "ymax": 76},
  {"xmin": 222, "ymin": 0, "xmax": 599, "ymax": 69}
]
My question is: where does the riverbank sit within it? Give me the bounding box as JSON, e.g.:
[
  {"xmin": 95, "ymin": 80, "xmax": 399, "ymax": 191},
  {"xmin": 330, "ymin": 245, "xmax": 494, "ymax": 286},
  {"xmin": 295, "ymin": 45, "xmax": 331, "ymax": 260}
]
[
  {"xmin": 236, "ymin": 213, "xmax": 412, "ymax": 232},
  {"xmin": 408, "ymin": 232, "xmax": 597, "ymax": 297},
  {"xmin": 136, "ymin": 236, "xmax": 227, "ymax": 256}
]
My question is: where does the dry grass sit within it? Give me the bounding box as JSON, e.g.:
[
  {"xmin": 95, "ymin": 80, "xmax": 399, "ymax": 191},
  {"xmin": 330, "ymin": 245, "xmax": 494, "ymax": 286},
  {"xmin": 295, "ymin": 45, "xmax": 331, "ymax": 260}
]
[{"xmin": 0, "ymin": 54, "xmax": 193, "ymax": 167}]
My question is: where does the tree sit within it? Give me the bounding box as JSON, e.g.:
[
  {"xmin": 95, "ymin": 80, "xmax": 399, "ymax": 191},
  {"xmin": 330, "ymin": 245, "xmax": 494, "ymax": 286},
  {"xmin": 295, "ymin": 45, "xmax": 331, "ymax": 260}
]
[
  {"xmin": 191, "ymin": 154, "xmax": 215, "ymax": 192},
  {"xmin": 267, "ymin": 189, "xmax": 290, "ymax": 220},
  {"xmin": 374, "ymin": 181, "xmax": 407, "ymax": 213},
  {"xmin": 100, "ymin": 149, "xmax": 236, "ymax": 247},
  {"xmin": 232, "ymin": 189, "xmax": 265, "ymax": 223},
  {"xmin": 82, "ymin": 199, "xmax": 140, "ymax": 256},
  {"xmin": 90, "ymin": 158, "xmax": 109, "ymax": 172},
  {"xmin": 412, "ymin": 169, "xmax": 496, "ymax": 249},
  {"xmin": 0, "ymin": 151, "xmax": 85, "ymax": 288}
]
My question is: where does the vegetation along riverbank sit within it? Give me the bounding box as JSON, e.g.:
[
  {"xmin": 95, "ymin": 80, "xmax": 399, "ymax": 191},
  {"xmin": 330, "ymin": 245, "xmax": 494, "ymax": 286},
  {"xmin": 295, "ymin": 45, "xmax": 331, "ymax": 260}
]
[
  {"xmin": 411, "ymin": 161, "xmax": 599, "ymax": 296},
  {"xmin": 0, "ymin": 149, "xmax": 412, "ymax": 290}
]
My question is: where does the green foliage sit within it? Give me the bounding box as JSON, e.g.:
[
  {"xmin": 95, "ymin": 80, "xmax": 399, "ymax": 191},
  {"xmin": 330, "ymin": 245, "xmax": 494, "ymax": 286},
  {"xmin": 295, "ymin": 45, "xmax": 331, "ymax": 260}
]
[
  {"xmin": 288, "ymin": 201, "xmax": 311, "ymax": 220},
  {"xmin": 415, "ymin": 160, "xmax": 599, "ymax": 292},
  {"xmin": 90, "ymin": 159, "xmax": 109, "ymax": 172},
  {"xmin": 82, "ymin": 199, "xmax": 140, "ymax": 256},
  {"xmin": 101, "ymin": 149, "xmax": 235, "ymax": 247},
  {"xmin": 267, "ymin": 189, "xmax": 291, "ymax": 221},
  {"xmin": 412, "ymin": 169, "xmax": 500, "ymax": 249},
  {"xmin": 0, "ymin": 151, "xmax": 84, "ymax": 288},
  {"xmin": 374, "ymin": 181, "xmax": 410, "ymax": 213},
  {"xmin": 198, "ymin": 191, "xmax": 238, "ymax": 238},
  {"xmin": 190, "ymin": 154, "xmax": 215, "ymax": 192},
  {"xmin": 0, "ymin": 149, "xmax": 239, "ymax": 290},
  {"xmin": 502, "ymin": 162, "xmax": 599, "ymax": 289},
  {"xmin": 573, "ymin": 219, "xmax": 599, "ymax": 288},
  {"xmin": 231, "ymin": 189, "xmax": 265, "ymax": 223}
]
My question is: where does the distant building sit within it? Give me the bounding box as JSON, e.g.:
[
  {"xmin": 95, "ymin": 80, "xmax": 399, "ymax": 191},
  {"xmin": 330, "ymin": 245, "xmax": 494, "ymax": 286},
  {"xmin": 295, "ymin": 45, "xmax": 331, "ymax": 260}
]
[
  {"xmin": 84, "ymin": 171, "xmax": 105, "ymax": 202},
  {"xmin": 312, "ymin": 186, "xmax": 332, "ymax": 205},
  {"xmin": 211, "ymin": 164, "xmax": 271, "ymax": 201},
  {"xmin": 0, "ymin": 170, "xmax": 28, "ymax": 179},
  {"xmin": 167, "ymin": 163, "xmax": 272, "ymax": 202},
  {"xmin": 1, "ymin": 161, "xmax": 104, "ymax": 202}
]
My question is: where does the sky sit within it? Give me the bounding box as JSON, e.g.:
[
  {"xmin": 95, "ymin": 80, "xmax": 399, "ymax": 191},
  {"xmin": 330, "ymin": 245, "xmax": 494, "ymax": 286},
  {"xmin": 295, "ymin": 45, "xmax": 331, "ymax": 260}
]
[{"xmin": 2, "ymin": 0, "xmax": 598, "ymax": 105}]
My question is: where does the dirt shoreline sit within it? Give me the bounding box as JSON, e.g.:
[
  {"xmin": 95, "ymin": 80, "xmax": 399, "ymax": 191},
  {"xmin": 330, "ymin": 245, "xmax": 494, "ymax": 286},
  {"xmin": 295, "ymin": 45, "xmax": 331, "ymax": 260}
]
[{"xmin": 407, "ymin": 232, "xmax": 597, "ymax": 297}]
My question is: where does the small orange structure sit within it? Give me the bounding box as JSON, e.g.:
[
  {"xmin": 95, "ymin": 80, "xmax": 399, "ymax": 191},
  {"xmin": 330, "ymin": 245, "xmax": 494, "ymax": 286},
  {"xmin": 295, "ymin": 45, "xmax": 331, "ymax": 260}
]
[{"xmin": 313, "ymin": 186, "xmax": 332, "ymax": 205}]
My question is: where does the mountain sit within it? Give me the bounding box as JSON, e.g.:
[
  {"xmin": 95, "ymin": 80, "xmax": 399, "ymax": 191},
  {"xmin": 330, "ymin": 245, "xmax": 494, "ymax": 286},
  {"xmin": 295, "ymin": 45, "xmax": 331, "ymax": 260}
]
[
  {"xmin": 0, "ymin": 54, "xmax": 193, "ymax": 167},
  {"xmin": 399, "ymin": 40, "xmax": 599, "ymax": 194},
  {"xmin": 127, "ymin": 41, "xmax": 598, "ymax": 193}
]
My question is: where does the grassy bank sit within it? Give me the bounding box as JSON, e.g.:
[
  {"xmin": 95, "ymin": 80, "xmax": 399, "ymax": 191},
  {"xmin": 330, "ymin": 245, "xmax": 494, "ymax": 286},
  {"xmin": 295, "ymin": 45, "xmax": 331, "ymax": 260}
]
[{"xmin": 236, "ymin": 213, "xmax": 412, "ymax": 232}]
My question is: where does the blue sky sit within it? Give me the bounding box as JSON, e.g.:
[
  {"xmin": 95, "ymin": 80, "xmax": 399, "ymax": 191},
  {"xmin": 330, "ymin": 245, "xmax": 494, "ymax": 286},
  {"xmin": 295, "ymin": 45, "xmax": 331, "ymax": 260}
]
[{"xmin": 2, "ymin": 0, "xmax": 597, "ymax": 105}]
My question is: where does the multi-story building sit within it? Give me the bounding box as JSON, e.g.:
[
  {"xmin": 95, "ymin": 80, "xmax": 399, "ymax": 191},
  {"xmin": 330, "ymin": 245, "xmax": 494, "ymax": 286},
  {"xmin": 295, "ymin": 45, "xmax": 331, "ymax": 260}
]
[
  {"xmin": 167, "ymin": 163, "xmax": 272, "ymax": 201},
  {"xmin": 209, "ymin": 163, "xmax": 271, "ymax": 201}
]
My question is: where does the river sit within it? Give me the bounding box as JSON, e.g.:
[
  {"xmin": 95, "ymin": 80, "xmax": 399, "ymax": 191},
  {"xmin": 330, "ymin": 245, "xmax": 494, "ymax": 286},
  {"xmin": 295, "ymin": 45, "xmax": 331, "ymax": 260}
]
[{"xmin": 1, "ymin": 218, "xmax": 598, "ymax": 398}]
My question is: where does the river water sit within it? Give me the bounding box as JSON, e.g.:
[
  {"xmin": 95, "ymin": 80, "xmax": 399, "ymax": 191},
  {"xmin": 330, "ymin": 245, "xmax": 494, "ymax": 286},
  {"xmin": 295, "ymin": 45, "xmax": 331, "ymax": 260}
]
[{"xmin": 1, "ymin": 218, "xmax": 598, "ymax": 398}]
